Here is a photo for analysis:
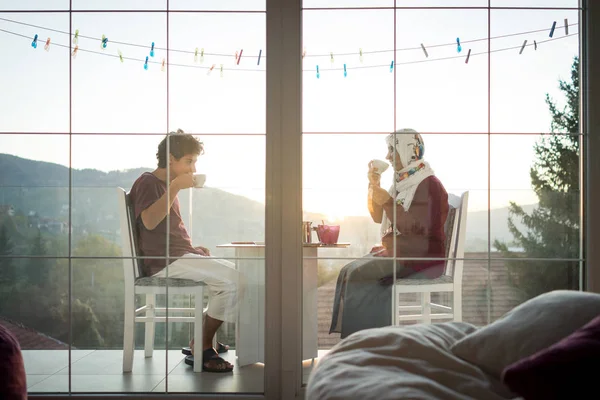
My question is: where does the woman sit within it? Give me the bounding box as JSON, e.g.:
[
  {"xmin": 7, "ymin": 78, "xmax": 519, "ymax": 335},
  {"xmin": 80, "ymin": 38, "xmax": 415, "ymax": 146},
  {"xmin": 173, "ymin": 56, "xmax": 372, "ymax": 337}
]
[{"xmin": 329, "ymin": 129, "xmax": 449, "ymax": 339}]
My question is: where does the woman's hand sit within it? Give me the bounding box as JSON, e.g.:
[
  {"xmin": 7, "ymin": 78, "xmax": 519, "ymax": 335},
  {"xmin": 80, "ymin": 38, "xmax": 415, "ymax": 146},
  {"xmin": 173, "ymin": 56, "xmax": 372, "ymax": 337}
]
[
  {"xmin": 367, "ymin": 161, "xmax": 381, "ymax": 187},
  {"xmin": 371, "ymin": 186, "xmax": 392, "ymax": 206},
  {"xmin": 195, "ymin": 245, "xmax": 211, "ymax": 256}
]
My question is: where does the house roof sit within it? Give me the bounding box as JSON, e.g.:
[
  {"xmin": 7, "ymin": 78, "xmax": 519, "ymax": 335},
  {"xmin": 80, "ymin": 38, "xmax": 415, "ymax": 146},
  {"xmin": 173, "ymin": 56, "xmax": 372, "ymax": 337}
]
[{"xmin": 0, "ymin": 317, "xmax": 70, "ymax": 350}]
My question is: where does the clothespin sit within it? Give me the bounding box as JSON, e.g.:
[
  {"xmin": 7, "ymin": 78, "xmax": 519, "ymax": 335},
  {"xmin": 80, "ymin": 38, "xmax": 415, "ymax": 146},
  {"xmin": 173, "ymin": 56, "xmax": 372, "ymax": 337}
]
[
  {"xmin": 343, "ymin": 64, "xmax": 347, "ymax": 77},
  {"xmin": 302, "ymin": 47, "xmax": 306, "ymax": 59},
  {"xmin": 564, "ymin": 19, "xmax": 569, "ymax": 35},
  {"xmin": 31, "ymin": 34, "xmax": 38, "ymax": 48},
  {"xmin": 549, "ymin": 21, "xmax": 556, "ymax": 37},
  {"xmin": 235, "ymin": 50, "xmax": 239, "ymax": 63},
  {"xmin": 73, "ymin": 29, "xmax": 79, "ymax": 45},
  {"xmin": 161, "ymin": 58, "xmax": 166, "ymax": 72},
  {"xmin": 144, "ymin": 56, "xmax": 149, "ymax": 70},
  {"xmin": 237, "ymin": 49, "xmax": 243, "ymax": 65},
  {"xmin": 194, "ymin": 47, "xmax": 199, "ymax": 63},
  {"xmin": 101, "ymin": 34, "xmax": 108, "ymax": 49},
  {"xmin": 71, "ymin": 45, "xmax": 78, "ymax": 58},
  {"xmin": 220, "ymin": 64, "xmax": 224, "ymax": 77},
  {"xmin": 456, "ymin": 38, "xmax": 462, "ymax": 53},
  {"xmin": 420, "ymin": 43, "xmax": 428, "ymax": 58},
  {"xmin": 359, "ymin": 48, "xmax": 363, "ymax": 63},
  {"xmin": 44, "ymin": 38, "xmax": 51, "ymax": 51},
  {"xmin": 465, "ymin": 49, "xmax": 471, "ymax": 64},
  {"xmin": 519, "ymin": 40, "xmax": 527, "ymax": 55},
  {"xmin": 200, "ymin": 48, "xmax": 205, "ymax": 63},
  {"xmin": 330, "ymin": 52, "xmax": 334, "ymax": 63},
  {"xmin": 150, "ymin": 42, "xmax": 155, "ymax": 57},
  {"xmin": 118, "ymin": 49, "xmax": 123, "ymax": 63},
  {"xmin": 390, "ymin": 60, "xmax": 394, "ymax": 72},
  {"xmin": 316, "ymin": 65, "xmax": 320, "ymax": 79},
  {"xmin": 207, "ymin": 64, "xmax": 215, "ymax": 75},
  {"xmin": 257, "ymin": 49, "xmax": 262, "ymax": 66}
]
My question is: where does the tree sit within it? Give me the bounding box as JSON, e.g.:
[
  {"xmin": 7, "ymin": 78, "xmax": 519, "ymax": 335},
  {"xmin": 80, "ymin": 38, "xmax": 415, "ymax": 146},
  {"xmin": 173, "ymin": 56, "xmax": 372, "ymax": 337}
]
[
  {"xmin": 0, "ymin": 224, "xmax": 16, "ymax": 284},
  {"xmin": 25, "ymin": 229, "xmax": 52, "ymax": 287},
  {"xmin": 495, "ymin": 56, "xmax": 580, "ymax": 301}
]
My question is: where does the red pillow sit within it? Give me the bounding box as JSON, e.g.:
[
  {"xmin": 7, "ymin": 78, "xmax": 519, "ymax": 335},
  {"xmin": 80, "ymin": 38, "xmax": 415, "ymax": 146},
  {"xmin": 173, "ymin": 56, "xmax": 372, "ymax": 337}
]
[
  {"xmin": 502, "ymin": 313, "xmax": 600, "ymax": 400},
  {"xmin": 0, "ymin": 324, "xmax": 28, "ymax": 400}
]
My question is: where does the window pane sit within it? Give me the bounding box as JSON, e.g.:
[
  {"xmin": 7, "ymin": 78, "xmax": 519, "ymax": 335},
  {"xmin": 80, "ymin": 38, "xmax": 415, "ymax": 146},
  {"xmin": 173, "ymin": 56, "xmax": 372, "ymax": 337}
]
[
  {"xmin": 0, "ymin": 13, "xmax": 69, "ymax": 132},
  {"xmin": 72, "ymin": 0, "xmax": 166, "ymax": 11},
  {"xmin": 0, "ymin": 258, "xmax": 71, "ymax": 393},
  {"xmin": 491, "ymin": 0, "xmax": 579, "ymax": 8},
  {"xmin": 490, "ymin": 9, "xmax": 579, "ymax": 133},
  {"xmin": 168, "ymin": 13, "xmax": 266, "ymax": 134},
  {"xmin": 303, "ymin": 0, "xmax": 393, "ymax": 8},
  {"xmin": 0, "ymin": 1, "xmax": 68, "ymax": 10},
  {"xmin": 171, "ymin": 0, "xmax": 265, "ymax": 11},
  {"xmin": 72, "ymin": 13, "xmax": 167, "ymax": 133},
  {"xmin": 303, "ymin": 10, "xmax": 394, "ymax": 132},
  {"xmin": 396, "ymin": 9, "xmax": 488, "ymax": 133},
  {"xmin": 490, "ymin": 133, "xmax": 580, "ymax": 259},
  {"xmin": 0, "ymin": 134, "xmax": 70, "ymax": 257}
]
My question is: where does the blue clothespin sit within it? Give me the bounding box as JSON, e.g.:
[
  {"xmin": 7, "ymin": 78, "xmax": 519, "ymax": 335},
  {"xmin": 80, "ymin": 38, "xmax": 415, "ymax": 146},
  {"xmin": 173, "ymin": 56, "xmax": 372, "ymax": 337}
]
[
  {"xmin": 456, "ymin": 38, "xmax": 462, "ymax": 53},
  {"xmin": 316, "ymin": 65, "xmax": 320, "ymax": 79},
  {"xmin": 144, "ymin": 56, "xmax": 149, "ymax": 70},
  {"xmin": 549, "ymin": 21, "xmax": 556, "ymax": 37},
  {"xmin": 343, "ymin": 64, "xmax": 347, "ymax": 77},
  {"xmin": 257, "ymin": 49, "xmax": 262, "ymax": 66},
  {"xmin": 32, "ymin": 34, "xmax": 38, "ymax": 48},
  {"xmin": 101, "ymin": 34, "xmax": 108, "ymax": 49},
  {"xmin": 390, "ymin": 60, "xmax": 394, "ymax": 73},
  {"xmin": 150, "ymin": 42, "xmax": 155, "ymax": 57}
]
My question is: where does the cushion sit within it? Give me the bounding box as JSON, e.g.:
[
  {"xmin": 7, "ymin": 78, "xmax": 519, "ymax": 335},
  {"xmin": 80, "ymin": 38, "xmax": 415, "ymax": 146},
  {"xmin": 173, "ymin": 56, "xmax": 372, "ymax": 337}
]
[
  {"xmin": 502, "ymin": 313, "xmax": 600, "ymax": 400},
  {"xmin": 450, "ymin": 290, "xmax": 600, "ymax": 378},
  {"xmin": 0, "ymin": 323, "xmax": 27, "ymax": 400}
]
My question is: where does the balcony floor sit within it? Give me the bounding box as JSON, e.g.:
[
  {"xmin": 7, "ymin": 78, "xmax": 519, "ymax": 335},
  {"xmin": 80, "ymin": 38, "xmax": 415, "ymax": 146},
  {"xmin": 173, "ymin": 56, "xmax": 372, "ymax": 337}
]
[{"xmin": 24, "ymin": 349, "xmax": 326, "ymax": 393}]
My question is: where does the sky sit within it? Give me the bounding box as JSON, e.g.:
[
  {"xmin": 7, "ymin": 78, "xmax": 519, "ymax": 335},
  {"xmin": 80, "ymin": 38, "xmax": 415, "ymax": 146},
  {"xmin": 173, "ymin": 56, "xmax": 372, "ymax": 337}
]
[{"xmin": 0, "ymin": 1, "xmax": 581, "ymax": 219}]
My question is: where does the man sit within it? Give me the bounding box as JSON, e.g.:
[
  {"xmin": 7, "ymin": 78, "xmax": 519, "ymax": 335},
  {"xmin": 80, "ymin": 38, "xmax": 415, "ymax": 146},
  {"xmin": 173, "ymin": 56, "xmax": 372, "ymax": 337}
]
[{"xmin": 130, "ymin": 129, "xmax": 240, "ymax": 372}]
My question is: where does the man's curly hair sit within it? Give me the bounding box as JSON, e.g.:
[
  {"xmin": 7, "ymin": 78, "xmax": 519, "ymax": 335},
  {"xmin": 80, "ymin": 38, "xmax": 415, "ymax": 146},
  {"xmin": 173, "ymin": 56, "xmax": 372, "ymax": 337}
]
[{"xmin": 156, "ymin": 129, "xmax": 204, "ymax": 168}]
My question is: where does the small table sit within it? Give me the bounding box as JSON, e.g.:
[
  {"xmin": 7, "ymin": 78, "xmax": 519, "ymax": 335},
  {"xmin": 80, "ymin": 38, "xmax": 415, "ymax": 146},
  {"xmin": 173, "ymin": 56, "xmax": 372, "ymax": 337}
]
[{"xmin": 217, "ymin": 242, "xmax": 350, "ymax": 366}]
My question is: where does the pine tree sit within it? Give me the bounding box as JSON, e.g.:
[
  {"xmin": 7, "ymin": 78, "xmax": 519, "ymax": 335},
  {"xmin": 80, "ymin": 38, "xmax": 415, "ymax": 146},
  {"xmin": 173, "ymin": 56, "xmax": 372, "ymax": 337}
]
[
  {"xmin": 494, "ymin": 56, "xmax": 580, "ymax": 300},
  {"xmin": 26, "ymin": 229, "xmax": 51, "ymax": 287}
]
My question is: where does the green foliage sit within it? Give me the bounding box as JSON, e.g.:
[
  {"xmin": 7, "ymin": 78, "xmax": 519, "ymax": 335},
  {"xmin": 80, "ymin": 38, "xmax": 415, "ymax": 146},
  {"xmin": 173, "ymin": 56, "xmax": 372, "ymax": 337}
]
[
  {"xmin": 495, "ymin": 57, "xmax": 580, "ymax": 301},
  {"xmin": 0, "ymin": 224, "xmax": 16, "ymax": 284}
]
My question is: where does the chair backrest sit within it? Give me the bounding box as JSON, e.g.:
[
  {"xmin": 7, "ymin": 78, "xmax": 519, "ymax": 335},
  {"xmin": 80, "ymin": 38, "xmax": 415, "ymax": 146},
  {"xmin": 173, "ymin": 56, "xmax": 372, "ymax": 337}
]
[
  {"xmin": 443, "ymin": 191, "xmax": 469, "ymax": 286},
  {"xmin": 117, "ymin": 187, "xmax": 144, "ymax": 286}
]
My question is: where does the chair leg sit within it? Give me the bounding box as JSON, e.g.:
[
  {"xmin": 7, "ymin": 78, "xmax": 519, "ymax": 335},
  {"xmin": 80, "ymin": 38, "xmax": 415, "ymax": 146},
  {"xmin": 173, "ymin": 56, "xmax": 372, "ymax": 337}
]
[
  {"xmin": 193, "ymin": 288, "xmax": 203, "ymax": 373},
  {"xmin": 422, "ymin": 292, "xmax": 431, "ymax": 324},
  {"xmin": 144, "ymin": 294, "xmax": 156, "ymax": 358},
  {"xmin": 123, "ymin": 291, "xmax": 135, "ymax": 372},
  {"xmin": 453, "ymin": 288, "xmax": 462, "ymax": 322}
]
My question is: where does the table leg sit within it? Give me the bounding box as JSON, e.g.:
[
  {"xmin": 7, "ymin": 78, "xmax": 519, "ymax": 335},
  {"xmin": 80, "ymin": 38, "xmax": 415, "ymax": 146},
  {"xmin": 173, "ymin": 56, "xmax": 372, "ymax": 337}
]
[{"xmin": 235, "ymin": 248, "xmax": 265, "ymax": 366}]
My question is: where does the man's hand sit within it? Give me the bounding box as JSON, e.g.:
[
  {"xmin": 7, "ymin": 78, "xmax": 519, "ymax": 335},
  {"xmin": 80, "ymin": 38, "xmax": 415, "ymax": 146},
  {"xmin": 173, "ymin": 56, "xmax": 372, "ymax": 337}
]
[
  {"xmin": 367, "ymin": 161, "xmax": 381, "ymax": 187},
  {"xmin": 195, "ymin": 246, "xmax": 211, "ymax": 256},
  {"xmin": 172, "ymin": 173, "xmax": 195, "ymax": 191},
  {"xmin": 371, "ymin": 185, "xmax": 392, "ymax": 206}
]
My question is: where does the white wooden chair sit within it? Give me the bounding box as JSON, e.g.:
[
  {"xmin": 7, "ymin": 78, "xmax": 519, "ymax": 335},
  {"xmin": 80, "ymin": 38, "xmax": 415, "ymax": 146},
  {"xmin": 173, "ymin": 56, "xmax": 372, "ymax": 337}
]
[
  {"xmin": 117, "ymin": 187, "xmax": 205, "ymax": 372},
  {"xmin": 393, "ymin": 191, "xmax": 469, "ymax": 325}
]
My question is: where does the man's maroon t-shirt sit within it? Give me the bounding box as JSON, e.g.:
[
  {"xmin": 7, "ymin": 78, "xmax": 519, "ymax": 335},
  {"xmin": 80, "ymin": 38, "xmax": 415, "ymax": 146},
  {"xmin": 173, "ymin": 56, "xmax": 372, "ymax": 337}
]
[{"xmin": 129, "ymin": 172, "xmax": 202, "ymax": 276}]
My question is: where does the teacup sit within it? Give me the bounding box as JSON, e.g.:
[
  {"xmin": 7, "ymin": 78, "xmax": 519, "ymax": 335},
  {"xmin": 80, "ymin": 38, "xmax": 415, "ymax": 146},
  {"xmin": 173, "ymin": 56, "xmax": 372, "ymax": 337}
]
[
  {"xmin": 193, "ymin": 173, "xmax": 206, "ymax": 188},
  {"xmin": 371, "ymin": 159, "xmax": 389, "ymax": 174}
]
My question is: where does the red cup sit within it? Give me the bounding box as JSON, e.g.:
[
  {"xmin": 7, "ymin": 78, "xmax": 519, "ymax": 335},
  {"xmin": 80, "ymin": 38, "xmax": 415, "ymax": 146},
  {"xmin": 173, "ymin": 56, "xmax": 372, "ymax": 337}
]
[{"xmin": 316, "ymin": 225, "xmax": 340, "ymax": 245}]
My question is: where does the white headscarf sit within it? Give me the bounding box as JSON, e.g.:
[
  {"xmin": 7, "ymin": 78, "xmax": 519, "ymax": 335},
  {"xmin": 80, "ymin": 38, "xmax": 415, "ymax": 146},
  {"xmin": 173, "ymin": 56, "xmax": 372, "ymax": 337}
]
[{"xmin": 380, "ymin": 129, "xmax": 435, "ymax": 237}]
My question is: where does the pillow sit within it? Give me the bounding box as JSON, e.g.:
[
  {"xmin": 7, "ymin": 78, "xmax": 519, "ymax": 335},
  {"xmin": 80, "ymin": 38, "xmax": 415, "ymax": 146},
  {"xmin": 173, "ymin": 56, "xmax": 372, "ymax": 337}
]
[
  {"xmin": 450, "ymin": 290, "xmax": 600, "ymax": 378},
  {"xmin": 501, "ymin": 313, "xmax": 600, "ymax": 400},
  {"xmin": 0, "ymin": 323, "xmax": 28, "ymax": 400}
]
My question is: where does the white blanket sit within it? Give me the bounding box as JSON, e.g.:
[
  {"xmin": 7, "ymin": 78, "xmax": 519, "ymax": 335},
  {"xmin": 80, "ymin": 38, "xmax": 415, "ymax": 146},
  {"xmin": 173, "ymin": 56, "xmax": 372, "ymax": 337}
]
[{"xmin": 306, "ymin": 322, "xmax": 521, "ymax": 400}]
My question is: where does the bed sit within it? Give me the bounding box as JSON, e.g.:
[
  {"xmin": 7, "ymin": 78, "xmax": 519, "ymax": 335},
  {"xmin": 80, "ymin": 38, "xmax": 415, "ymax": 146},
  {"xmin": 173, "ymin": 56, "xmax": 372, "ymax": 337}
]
[{"xmin": 306, "ymin": 290, "xmax": 600, "ymax": 400}]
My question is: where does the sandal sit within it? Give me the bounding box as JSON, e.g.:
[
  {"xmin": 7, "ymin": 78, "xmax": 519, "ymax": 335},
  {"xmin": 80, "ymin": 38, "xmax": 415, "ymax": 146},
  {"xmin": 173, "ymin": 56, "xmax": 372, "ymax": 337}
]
[
  {"xmin": 182, "ymin": 342, "xmax": 229, "ymax": 356},
  {"xmin": 184, "ymin": 349, "xmax": 233, "ymax": 373}
]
